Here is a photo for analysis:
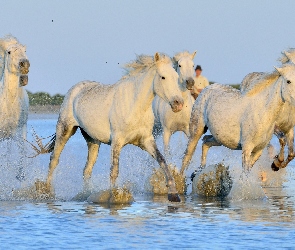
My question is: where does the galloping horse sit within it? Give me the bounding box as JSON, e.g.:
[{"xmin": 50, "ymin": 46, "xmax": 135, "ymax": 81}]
[
  {"xmin": 181, "ymin": 63, "xmax": 295, "ymax": 176},
  {"xmin": 153, "ymin": 51, "xmax": 196, "ymax": 153},
  {"xmin": 44, "ymin": 53, "xmax": 184, "ymax": 202},
  {"xmin": 240, "ymin": 49, "xmax": 295, "ymax": 171},
  {"xmin": 0, "ymin": 35, "xmax": 30, "ymax": 139}
]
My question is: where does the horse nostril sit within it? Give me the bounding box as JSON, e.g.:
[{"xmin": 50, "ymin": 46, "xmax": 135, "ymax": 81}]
[{"xmin": 174, "ymin": 100, "xmax": 179, "ymax": 105}]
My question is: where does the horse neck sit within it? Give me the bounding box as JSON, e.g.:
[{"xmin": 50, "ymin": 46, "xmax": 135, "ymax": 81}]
[
  {"xmin": 257, "ymin": 76, "xmax": 284, "ymax": 116},
  {"xmin": 0, "ymin": 63, "xmax": 20, "ymax": 102},
  {"xmin": 181, "ymin": 85, "xmax": 193, "ymax": 101},
  {"xmin": 131, "ymin": 68, "xmax": 157, "ymax": 112}
]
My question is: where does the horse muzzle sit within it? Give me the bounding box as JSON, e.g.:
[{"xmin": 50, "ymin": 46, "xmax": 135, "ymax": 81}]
[
  {"xmin": 19, "ymin": 75, "xmax": 28, "ymax": 86},
  {"xmin": 19, "ymin": 59, "xmax": 30, "ymax": 74},
  {"xmin": 170, "ymin": 96, "xmax": 184, "ymax": 113},
  {"xmin": 186, "ymin": 77, "xmax": 195, "ymax": 90}
]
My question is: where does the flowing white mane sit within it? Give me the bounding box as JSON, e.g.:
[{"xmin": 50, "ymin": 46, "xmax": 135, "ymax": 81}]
[
  {"xmin": 0, "ymin": 35, "xmax": 20, "ymax": 81},
  {"xmin": 243, "ymin": 71, "xmax": 280, "ymax": 96},
  {"xmin": 278, "ymin": 48, "xmax": 295, "ymax": 64},
  {"xmin": 123, "ymin": 53, "xmax": 171, "ymax": 78},
  {"xmin": 172, "ymin": 51, "xmax": 192, "ymax": 69}
]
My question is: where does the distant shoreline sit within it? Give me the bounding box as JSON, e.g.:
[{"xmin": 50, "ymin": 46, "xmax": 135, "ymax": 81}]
[
  {"xmin": 29, "ymin": 105, "xmax": 61, "ymax": 114},
  {"xmin": 29, "ymin": 105, "xmax": 60, "ymax": 119}
]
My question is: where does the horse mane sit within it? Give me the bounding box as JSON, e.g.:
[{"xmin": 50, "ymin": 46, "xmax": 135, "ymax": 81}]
[
  {"xmin": 172, "ymin": 51, "xmax": 192, "ymax": 69},
  {"xmin": 123, "ymin": 53, "xmax": 171, "ymax": 78},
  {"xmin": 0, "ymin": 54, "xmax": 3, "ymax": 82},
  {"xmin": 0, "ymin": 35, "xmax": 20, "ymax": 81},
  {"xmin": 278, "ymin": 48, "xmax": 295, "ymax": 64},
  {"xmin": 244, "ymin": 71, "xmax": 280, "ymax": 96},
  {"xmin": 0, "ymin": 35, "xmax": 19, "ymax": 51}
]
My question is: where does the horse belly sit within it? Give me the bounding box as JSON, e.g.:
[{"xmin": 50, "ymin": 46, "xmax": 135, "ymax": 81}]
[
  {"xmin": 207, "ymin": 102, "xmax": 242, "ymax": 149},
  {"xmin": 74, "ymin": 86, "xmax": 114, "ymax": 144},
  {"xmin": 79, "ymin": 115, "xmax": 111, "ymax": 144}
]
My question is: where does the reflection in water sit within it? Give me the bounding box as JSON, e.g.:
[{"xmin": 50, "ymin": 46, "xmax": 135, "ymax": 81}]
[{"xmin": 0, "ymin": 186, "xmax": 295, "ymax": 249}]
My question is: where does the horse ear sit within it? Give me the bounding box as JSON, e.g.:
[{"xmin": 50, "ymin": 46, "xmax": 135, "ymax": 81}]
[
  {"xmin": 154, "ymin": 52, "xmax": 160, "ymax": 62},
  {"xmin": 191, "ymin": 51, "xmax": 197, "ymax": 59},
  {"xmin": 274, "ymin": 66, "xmax": 282, "ymax": 75},
  {"xmin": 284, "ymin": 51, "xmax": 294, "ymax": 63}
]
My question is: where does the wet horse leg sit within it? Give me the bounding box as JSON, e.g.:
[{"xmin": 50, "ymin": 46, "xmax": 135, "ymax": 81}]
[
  {"xmin": 250, "ymin": 149, "xmax": 263, "ymax": 166},
  {"xmin": 80, "ymin": 128, "xmax": 101, "ymax": 189},
  {"xmin": 201, "ymin": 135, "xmax": 222, "ymax": 167},
  {"xmin": 163, "ymin": 127, "xmax": 171, "ymax": 158},
  {"xmin": 242, "ymin": 144, "xmax": 254, "ymax": 174},
  {"xmin": 141, "ymin": 137, "xmax": 180, "ymax": 202},
  {"xmin": 110, "ymin": 140, "xmax": 123, "ymax": 189},
  {"xmin": 181, "ymin": 126, "xmax": 206, "ymax": 175},
  {"xmin": 272, "ymin": 127, "xmax": 286, "ymax": 169},
  {"xmin": 278, "ymin": 129, "xmax": 295, "ymax": 169},
  {"xmin": 46, "ymin": 123, "xmax": 78, "ymax": 188}
]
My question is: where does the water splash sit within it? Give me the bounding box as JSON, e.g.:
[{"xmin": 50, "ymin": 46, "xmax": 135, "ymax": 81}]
[{"xmin": 229, "ymin": 171, "xmax": 266, "ymax": 200}]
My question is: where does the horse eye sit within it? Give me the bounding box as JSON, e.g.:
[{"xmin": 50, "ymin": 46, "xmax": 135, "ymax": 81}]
[
  {"xmin": 287, "ymin": 80, "xmax": 291, "ymax": 84},
  {"xmin": 8, "ymin": 51, "xmax": 11, "ymax": 54},
  {"xmin": 179, "ymin": 65, "xmax": 181, "ymax": 67},
  {"xmin": 162, "ymin": 76, "xmax": 165, "ymax": 80}
]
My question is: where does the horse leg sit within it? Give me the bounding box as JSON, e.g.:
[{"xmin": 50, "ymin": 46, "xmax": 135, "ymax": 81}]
[
  {"xmin": 110, "ymin": 141, "xmax": 123, "ymax": 189},
  {"xmin": 278, "ymin": 129, "xmax": 295, "ymax": 169},
  {"xmin": 141, "ymin": 137, "xmax": 180, "ymax": 202},
  {"xmin": 22, "ymin": 123, "xmax": 27, "ymax": 140},
  {"xmin": 250, "ymin": 149, "xmax": 263, "ymax": 166},
  {"xmin": 163, "ymin": 127, "xmax": 171, "ymax": 157},
  {"xmin": 16, "ymin": 138, "xmax": 26, "ymax": 181},
  {"xmin": 46, "ymin": 124, "xmax": 78, "ymax": 188},
  {"xmin": 80, "ymin": 128, "xmax": 100, "ymax": 189},
  {"xmin": 273, "ymin": 128, "xmax": 286, "ymax": 169},
  {"xmin": 181, "ymin": 126, "xmax": 206, "ymax": 175},
  {"xmin": 242, "ymin": 145, "xmax": 254, "ymax": 174},
  {"xmin": 201, "ymin": 135, "xmax": 222, "ymax": 167}
]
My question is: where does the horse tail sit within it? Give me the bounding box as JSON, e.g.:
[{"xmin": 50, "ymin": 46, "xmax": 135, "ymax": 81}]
[
  {"xmin": 25, "ymin": 128, "xmax": 56, "ymax": 158},
  {"xmin": 45, "ymin": 133, "xmax": 56, "ymax": 153}
]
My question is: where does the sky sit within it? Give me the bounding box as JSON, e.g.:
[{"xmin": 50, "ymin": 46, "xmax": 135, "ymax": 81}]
[{"xmin": 1, "ymin": 0, "xmax": 295, "ymax": 95}]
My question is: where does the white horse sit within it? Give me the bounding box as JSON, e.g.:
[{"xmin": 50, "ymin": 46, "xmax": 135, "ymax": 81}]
[
  {"xmin": 43, "ymin": 53, "xmax": 184, "ymax": 202},
  {"xmin": 181, "ymin": 63, "xmax": 295, "ymax": 176},
  {"xmin": 0, "ymin": 35, "xmax": 30, "ymax": 140},
  {"xmin": 153, "ymin": 51, "xmax": 196, "ymax": 153},
  {"xmin": 240, "ymin": 49, "xmax": 295, "ymax": 171}
]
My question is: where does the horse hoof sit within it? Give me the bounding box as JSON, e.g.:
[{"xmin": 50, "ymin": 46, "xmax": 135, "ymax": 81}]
[
  {"xmin": 168, "ymin": 193, "xmax": 181, "ymax": 202},
  {"xmin": 271, "ymin": 162, "xmax": 280, "ymax": 172}
]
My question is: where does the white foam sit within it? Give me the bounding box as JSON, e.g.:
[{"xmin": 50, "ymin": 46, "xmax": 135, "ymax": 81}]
[{"xmin": 229, "ymin": 171, "xmax": 266, "ymax": 200}]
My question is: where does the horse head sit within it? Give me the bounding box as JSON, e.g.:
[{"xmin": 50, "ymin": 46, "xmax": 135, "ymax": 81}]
[
  {"xmin": 173, "ymin": 51, "xmax": 196, "ymax": 91},
  {"xmin": 153, "ymin": 52, "xmax": 184, "ymax": 112},
  {"xmin": 0, "ymin": 35, "xmax": 30, "ymax": 87},
  {"xmin": 275, "ymin": 63, "xmax": 295, "ymax": 105}
]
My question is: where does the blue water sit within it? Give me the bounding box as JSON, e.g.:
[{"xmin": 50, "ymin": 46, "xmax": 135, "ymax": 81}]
[{"xmin": 0, "ymin": 114, "xmax": 294, "ymax": 249}]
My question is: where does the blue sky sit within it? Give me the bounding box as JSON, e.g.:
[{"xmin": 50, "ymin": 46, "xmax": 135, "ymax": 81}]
[{"xmin": 1, "ymin": 0, "xmax": 295, "ymax": 94}]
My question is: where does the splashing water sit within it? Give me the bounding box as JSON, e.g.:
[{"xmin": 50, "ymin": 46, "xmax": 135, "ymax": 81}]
[{"xmin": 0, "ymin": 116, "xmax": 289, "ymax": 202}]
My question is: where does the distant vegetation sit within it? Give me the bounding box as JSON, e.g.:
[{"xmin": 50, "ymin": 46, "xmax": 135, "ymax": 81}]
[
  {"xmin": 229, "ymin": 84, "xmax": 240, "ymax": 89},
  {"xmin": 27, "ymin": 91, "xmax": 65, "ymax": 106},
  {"xmin": 27, "ymin": 82, "xmax": 241, "ymax": 106}
]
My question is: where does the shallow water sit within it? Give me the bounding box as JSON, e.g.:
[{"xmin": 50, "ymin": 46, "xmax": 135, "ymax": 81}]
[{"xmin": 0, "ymin": 115, "xmax": 295, "ymax": 249}]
